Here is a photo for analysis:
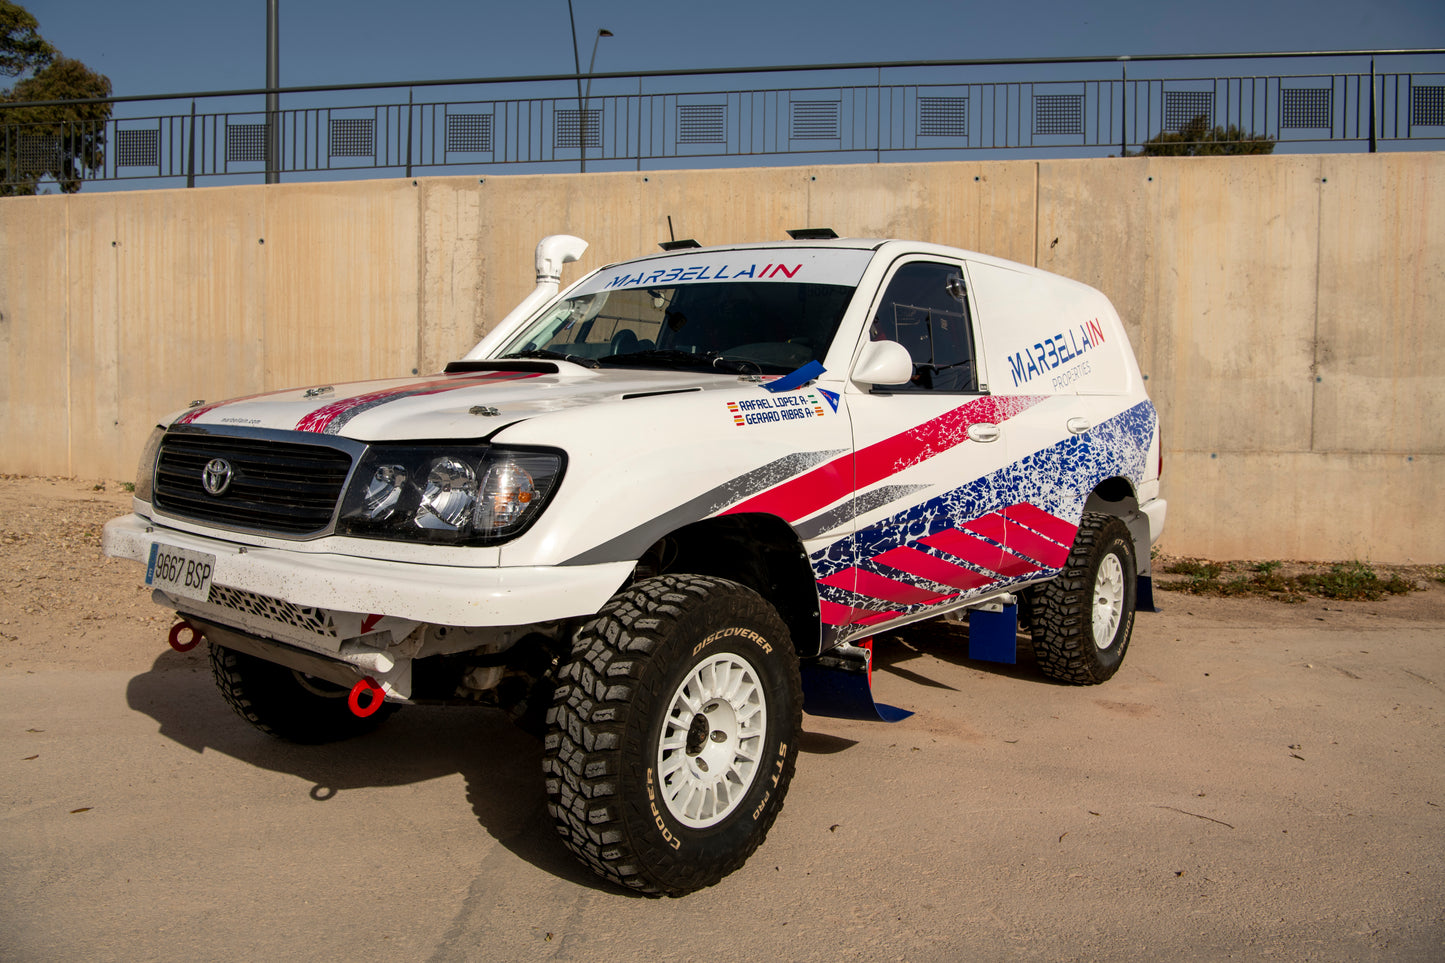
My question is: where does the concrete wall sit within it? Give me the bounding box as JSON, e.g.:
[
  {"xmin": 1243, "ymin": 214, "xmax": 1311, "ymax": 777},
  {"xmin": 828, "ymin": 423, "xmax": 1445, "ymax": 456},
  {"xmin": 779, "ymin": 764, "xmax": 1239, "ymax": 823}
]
[{"xmin": 1, "ymin": 154, "xmax": 1440, "ymax": 561}]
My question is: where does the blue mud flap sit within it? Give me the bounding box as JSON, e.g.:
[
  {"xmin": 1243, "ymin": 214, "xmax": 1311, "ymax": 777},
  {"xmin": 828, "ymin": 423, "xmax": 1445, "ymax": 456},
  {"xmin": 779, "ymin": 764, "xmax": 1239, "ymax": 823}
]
[
  {"xmin": 800, "ymin": 640, "xmax": 913, "ymax": 723},
  {"xmin": 1137, "ymin": 574, "xmax": 1160, "ymax": 613},
  {"xmin": 967, "ymin": 603, "xmax": 1019, "ymax": 664}
]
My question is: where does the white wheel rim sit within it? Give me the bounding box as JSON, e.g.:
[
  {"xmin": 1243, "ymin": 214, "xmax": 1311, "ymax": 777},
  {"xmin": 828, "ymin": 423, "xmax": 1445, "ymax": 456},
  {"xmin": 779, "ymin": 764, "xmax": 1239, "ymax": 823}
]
[
  {"xmin": 1092, "ymin": 552, "xmax": 1125, "ymax": 649},
  {"xmin": 656, "ymin": 652, "xmax": 768, "ymax": 829}
]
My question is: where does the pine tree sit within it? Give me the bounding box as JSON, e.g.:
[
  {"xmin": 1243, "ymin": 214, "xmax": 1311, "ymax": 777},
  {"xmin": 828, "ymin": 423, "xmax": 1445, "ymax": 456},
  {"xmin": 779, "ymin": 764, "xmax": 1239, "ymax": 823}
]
[
  {"xmin": 1128, "ymin": 114, "xmax": 1274, "ymax": 157},
  {"xmin": 2, "ymin": 1, "xmax": 112, "ymax": 195}
]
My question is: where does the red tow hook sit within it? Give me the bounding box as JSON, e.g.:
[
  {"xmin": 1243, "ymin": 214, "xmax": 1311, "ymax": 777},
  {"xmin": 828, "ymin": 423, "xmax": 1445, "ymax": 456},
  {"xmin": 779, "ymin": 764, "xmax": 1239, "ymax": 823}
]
[
  {"xmin": 167, "ymin": 619, "xmax": 202, "ymax": 652},
  {"xmin": 347, "ymin": 676, "xmax": 386, "ymax": 718}
]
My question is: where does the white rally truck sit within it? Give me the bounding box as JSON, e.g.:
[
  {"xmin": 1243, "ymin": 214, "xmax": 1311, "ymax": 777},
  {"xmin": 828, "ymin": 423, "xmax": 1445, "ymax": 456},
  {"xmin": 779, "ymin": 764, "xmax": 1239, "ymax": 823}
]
[{"xmin": 104, "ymin": 233, "xmax": 1165, "ymax": 896}]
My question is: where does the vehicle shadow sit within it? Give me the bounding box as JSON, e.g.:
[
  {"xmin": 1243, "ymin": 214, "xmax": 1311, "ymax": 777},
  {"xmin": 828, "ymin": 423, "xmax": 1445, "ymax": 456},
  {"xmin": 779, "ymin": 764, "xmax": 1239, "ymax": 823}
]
[
  {"xmin": 127, "ymin": 647, "xmax": 864, "ymax": 894},
  {"xmin": 870, "ymin": 618, "xmax": 1060, "ymax": 685},
  {"xmin": 126, "ymin": 648, "xmax": 610, "ymax": 893}
]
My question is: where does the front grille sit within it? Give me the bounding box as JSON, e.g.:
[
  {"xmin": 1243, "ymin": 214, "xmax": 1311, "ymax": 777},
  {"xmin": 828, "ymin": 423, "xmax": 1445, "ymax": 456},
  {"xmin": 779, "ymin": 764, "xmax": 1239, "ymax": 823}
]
[{"xmin": 154, "ymin": 432, "xmax": 353, "ymax": 536}]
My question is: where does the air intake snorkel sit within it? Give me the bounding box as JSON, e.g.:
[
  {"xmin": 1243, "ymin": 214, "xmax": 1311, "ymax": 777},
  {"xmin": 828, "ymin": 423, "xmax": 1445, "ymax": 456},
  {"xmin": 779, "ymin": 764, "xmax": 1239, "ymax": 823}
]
[{"xmin": 461, "ymin": 234, "xmax": 588, "ymax": 361}]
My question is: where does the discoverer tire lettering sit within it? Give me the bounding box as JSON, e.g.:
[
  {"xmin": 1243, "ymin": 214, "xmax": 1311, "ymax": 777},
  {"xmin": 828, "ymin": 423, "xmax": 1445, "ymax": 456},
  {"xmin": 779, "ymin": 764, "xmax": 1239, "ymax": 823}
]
[{"xmin": 543, "ymin": 574, "xmax": 802, "ymax": 896}]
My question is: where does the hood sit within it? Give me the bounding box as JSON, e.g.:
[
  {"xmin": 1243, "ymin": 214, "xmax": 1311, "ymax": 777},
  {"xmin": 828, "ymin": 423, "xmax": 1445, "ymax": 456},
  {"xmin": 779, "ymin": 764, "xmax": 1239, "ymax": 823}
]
[{"xmin": 170, "ymin": 364, "xmax": 730, "ymax": 440}]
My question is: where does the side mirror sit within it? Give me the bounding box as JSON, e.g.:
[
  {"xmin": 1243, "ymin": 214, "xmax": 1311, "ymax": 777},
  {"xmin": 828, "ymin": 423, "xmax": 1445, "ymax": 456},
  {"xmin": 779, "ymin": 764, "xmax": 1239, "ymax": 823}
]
[{"xmin": 852, "ymin": 340, "xmax": 914, "ymax": 386}]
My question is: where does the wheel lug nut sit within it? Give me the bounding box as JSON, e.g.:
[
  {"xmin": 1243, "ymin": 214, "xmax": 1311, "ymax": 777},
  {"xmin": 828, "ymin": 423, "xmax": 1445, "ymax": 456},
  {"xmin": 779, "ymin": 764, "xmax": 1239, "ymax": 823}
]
[
  {"xmin": 710, "ymin": 730, "xmax": 727, "ymax": 742},
  {"xmin": 696, "ymin": 759, "xmax": 709, "ymax": 772}
]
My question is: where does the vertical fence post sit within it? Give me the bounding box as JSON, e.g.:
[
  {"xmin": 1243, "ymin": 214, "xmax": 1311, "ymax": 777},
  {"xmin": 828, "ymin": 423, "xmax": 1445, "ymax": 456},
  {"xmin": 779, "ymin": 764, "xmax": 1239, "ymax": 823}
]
[
  {"xmin": 1119, "ymin": 57, "xmax": 1129, "ymax": 156},
  {"xmin": 876, "ymin": 66, "xmax": 882, "ymax": 164},
  {"xmin": 186, "ymin": 100, "xmax": 197, "ymax": 187},
  {"xmin": 405, "ymin": 88, "xmax": 414, "ymax": 177},
  {"xmin": 1369, "ymin": 56, "xmax": 1377, "ymax": 152}
]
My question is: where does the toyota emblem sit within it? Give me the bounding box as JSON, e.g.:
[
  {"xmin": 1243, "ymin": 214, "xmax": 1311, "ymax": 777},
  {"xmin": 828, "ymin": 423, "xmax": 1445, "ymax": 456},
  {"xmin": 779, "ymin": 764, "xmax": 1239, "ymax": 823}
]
[{"xmin": 202, "ymin": 458, "xmax": 234, "ymax": 496}]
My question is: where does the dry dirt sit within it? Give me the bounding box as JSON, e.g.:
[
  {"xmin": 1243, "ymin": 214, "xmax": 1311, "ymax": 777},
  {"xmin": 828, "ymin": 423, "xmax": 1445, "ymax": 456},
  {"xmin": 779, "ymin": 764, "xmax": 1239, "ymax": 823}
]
[
  {"xmin": 2, "ymin": 476, "xmax": 1443, "ymax": 962},
  {"xmin": 0, "ymin": 476, "xmax": 181, "ymax": 673}
]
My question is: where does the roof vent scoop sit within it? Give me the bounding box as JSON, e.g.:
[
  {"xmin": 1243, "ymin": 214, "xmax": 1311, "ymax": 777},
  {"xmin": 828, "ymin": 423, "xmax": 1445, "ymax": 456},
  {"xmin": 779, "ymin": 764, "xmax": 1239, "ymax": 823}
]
[
  {"xmin": 461, "ymin": 234, "xmax": 588, "ymax": 361},
  {"xmin": 787, "ymin": 227, "xmax": 838, "ymax": 239}
]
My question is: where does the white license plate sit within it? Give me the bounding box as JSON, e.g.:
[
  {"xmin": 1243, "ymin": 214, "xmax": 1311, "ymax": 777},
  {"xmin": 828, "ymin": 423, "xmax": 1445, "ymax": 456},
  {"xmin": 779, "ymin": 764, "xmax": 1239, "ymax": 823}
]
[{"xmin": 146, "ymin": 543, "xmax": 216, "ymax": 603}]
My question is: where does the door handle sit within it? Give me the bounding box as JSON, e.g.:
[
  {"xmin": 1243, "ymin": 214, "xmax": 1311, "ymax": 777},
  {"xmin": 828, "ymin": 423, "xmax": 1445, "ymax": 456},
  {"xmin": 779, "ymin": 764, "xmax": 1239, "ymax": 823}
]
[
  {"xmin": 1066, "ymin": 417, "xmax": 1092, "ymax": 435},
  {"xmin": 967, "ymin": 423, "xmax": 1001, "ymax": 443}
]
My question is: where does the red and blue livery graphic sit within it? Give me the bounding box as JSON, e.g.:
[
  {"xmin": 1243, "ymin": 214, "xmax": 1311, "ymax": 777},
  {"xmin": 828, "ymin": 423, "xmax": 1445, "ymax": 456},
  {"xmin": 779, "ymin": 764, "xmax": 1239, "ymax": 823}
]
[
  {"xmin": 293, "ymin": 371, "xmax": 537, "ymax": 435},
  {"xmin": 808, "ymin": 400, "xmax": 1156, "ymax": 639},
  {"xmin": 177, "ymin": 370, "xmax": 539, "ymax": 434},
  {"xmin": 816, "ymin": 503, "xmax": 1078, "ymax": 629},
  {"xmin": 720, "ymin": 395, "xmax": 1045, "ymax": 521}
]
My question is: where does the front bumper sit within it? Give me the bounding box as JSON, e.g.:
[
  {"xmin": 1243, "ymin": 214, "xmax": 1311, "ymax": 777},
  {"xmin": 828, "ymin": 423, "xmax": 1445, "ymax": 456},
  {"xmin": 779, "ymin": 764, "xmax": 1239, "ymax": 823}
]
[{"xmin": 102, "ymin": 513, "xmax": 633, "ymax": 629}]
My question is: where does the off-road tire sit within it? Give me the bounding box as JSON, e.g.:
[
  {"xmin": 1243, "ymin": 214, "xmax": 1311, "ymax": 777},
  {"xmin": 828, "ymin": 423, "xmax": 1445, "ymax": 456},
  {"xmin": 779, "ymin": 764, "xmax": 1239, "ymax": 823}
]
[
  {"xmin": 209, "ymin": 643, "xmax": 395, "ymax": 743},
  {"xmin": 1030, "ymin": 512, "xmax": 1137, "ymax": 685},
  {"xmin": 544, "ymin": 574, "xmax": 802, "ymax": 897}
]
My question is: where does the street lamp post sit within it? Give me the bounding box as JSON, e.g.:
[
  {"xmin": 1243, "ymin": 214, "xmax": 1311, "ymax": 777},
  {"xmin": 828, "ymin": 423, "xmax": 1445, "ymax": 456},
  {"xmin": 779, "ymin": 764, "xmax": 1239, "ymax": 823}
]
[
  {"xmin": 567, "ymin": 2, "xmax": 613, "ymax": 173},
  {"xmin": 566, "ymin": 1, "xmax": 583, "ymax": 170},
  {"xmin": 582, "ymin": 29, "xmax": 613, "ymax": 173},
  {"xmin": 265, "ymin": 0, "xmax": 280, "ymax": 184}
]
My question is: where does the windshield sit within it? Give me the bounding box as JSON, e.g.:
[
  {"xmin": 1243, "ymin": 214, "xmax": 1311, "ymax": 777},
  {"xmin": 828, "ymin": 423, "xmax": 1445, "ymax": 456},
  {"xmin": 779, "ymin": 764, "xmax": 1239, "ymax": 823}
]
[{"xmin": 498, "ymin": 247, "xmax": 873, "ymax": 374}]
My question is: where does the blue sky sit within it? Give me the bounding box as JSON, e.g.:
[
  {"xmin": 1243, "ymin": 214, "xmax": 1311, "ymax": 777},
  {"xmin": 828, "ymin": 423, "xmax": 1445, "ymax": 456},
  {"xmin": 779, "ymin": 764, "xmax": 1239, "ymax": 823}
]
[{"xmin": 21, "ymin": 0, "xmax": 1445, "ymax": 99}]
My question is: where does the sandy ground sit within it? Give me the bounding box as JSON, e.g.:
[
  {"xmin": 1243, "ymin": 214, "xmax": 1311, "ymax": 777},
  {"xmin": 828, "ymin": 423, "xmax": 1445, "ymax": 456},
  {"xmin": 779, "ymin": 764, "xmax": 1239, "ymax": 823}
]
[{"xmin": 1, "ymin": 476, "xmax": 1442, "ymax": 961}]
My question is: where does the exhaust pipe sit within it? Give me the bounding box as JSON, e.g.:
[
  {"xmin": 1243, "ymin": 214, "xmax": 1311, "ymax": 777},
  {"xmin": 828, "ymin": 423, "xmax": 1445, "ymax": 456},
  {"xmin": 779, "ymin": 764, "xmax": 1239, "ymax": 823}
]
[
  {"xmin": 168, "ymin": 619, "xmax": 202, "ymax": 652},
  {"xmin": 461, "ymin": 234, "xmax": 588, "ymax": 360}
]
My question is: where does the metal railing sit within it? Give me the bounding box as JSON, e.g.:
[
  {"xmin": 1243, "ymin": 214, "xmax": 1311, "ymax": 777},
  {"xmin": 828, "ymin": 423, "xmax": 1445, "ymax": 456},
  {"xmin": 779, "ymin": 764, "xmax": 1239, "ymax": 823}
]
[{"xmin": 3, "ymin": 50, "xmax": 1442, "ymax": 192}]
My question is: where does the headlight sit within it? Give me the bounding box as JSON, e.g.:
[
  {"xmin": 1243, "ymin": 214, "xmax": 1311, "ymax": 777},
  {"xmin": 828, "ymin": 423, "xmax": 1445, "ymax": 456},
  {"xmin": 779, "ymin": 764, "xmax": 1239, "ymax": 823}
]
[
  {"xmin": 134, "ymin": 427, "xmax": 165, "ymax": 503},
  {"xmin": 337, "ymin": 446, "xmax": 563, "ymax": 545},
  {"xmin": 359, "ymin": 464, "xmax": 407, "ymax": 520},
  {"xmin": 419, "ymin": 457, "xmax": 477, "ymax": 530}
]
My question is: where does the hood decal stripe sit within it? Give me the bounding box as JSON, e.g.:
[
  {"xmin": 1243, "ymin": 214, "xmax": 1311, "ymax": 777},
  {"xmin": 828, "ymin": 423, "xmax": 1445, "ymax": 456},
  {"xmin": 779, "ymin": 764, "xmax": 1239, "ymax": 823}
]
[
  {"xmin": 294, "ymin": 372, "xmax": 539, "ymax": 435},
  {"xmin": 176, "ymin": 371, "xmax": 540, "ymax": 433}
]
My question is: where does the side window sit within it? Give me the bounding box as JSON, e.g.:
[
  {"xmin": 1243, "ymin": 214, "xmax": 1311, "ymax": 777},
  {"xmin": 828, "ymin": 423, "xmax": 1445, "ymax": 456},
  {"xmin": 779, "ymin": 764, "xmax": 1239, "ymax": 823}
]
[{"xmin": 869, "ymin": 261, "xmax": 977, "ymax": 392}]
